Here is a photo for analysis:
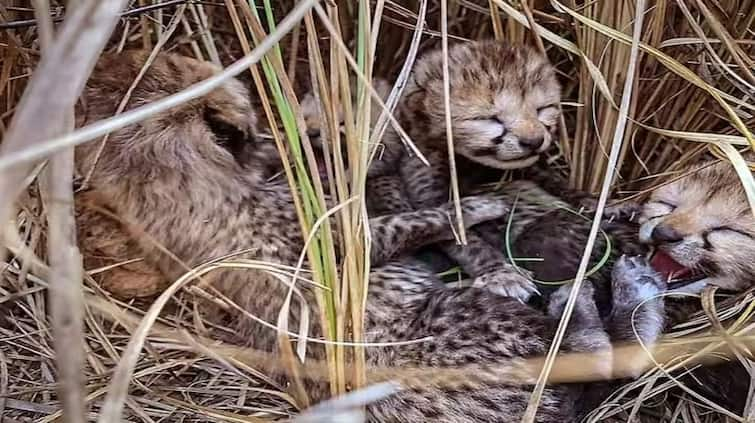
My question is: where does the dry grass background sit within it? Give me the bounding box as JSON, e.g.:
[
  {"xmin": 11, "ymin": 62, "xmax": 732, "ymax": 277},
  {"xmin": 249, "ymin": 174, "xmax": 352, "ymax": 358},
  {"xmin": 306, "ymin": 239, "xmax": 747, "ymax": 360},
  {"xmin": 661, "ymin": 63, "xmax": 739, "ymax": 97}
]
[{"xmin": 0, "ymin": 0, "xmax": 753, "ymax": 422}]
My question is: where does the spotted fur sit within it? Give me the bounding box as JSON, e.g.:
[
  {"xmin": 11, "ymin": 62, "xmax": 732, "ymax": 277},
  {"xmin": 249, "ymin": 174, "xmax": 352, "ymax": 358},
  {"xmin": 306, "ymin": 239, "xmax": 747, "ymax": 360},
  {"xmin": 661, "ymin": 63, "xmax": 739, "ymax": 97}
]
[
  {"xmin": 75, "ymin": 51, "xmax": 666, "ymax": 422},
  {"xmin": 72, "ymin": 49, "xmax": 521, "ymax": 384},
  {"xmin": 76, "ymin": 53, "xmax": 505, "ymax": 299}
]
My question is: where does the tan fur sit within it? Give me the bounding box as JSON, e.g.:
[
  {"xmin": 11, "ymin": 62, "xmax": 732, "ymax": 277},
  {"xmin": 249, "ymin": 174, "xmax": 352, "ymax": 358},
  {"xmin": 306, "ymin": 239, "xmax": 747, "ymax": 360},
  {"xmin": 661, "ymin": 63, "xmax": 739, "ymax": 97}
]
[
  {"xmin": 74, "ymin": 51, "xmax": 311, "ymax": 357},
  {"xmin": 639, "ymin": 160, "xmax": 755, "ymax": 291},
  {"xmin": 637, "ymin": 160, "xmax": 754, "ymax": 416},
  {"xmin": 395, "ymin": 40, "xmax": 560, "ymax": 170},
  {"xmin": 74, "ymin": 51, "xmax": 266, "ymax": 299},
  {"xmin": 76, "ymin": 191, "xmax": 166, "ymax": 298}
]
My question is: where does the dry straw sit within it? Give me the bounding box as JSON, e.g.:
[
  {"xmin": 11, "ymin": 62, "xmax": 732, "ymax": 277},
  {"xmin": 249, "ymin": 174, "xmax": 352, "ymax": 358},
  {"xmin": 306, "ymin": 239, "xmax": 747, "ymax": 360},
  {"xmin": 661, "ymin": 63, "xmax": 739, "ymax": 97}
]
[{"xmin": 0, "ymin": 0, "xmax": 753, "ymax": 422}]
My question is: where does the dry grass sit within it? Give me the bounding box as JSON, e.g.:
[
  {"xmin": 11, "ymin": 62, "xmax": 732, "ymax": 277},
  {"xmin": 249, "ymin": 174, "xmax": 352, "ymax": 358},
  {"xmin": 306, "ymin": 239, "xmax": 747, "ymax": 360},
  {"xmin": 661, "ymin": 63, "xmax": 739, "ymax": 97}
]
[{"xmin": 0, "ymin": 0, "xmax": 753, "ymax": 422}]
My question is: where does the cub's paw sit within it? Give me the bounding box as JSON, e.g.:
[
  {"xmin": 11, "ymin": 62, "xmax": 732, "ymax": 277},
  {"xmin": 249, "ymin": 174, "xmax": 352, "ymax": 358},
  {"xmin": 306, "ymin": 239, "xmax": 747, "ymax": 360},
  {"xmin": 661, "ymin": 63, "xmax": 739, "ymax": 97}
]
[
  {"xmin": 454, "ymin": 195, "xmax": 511, "ymax": 227},
  {"xmin": 579, "ymin": 198, "xmax": 642, "ymax": 222},
  {"xmin": 604, "ymin": 201, "xmax": 642, "ymax": 222},
  {"xmin": 611, "ymin": 255, "xmax": 666, "ymax": 308},
  {"xmin": 472, "ymin": 266, "xmax": 539, "ymax": 302}
]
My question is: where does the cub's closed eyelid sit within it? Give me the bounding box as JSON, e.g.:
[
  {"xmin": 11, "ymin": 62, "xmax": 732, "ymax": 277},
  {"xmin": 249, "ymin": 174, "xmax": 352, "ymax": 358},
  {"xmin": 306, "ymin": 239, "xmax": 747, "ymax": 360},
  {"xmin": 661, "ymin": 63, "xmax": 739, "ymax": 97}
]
[
  {"xmin": 649, "ymin": 200, "xmax": 676, "ymax": 209},
  {"xmin": 709, "ymin": 226, "xmax": 753, "ymax": 239},
  {"xmin": 643, "ymin": 200, "xmax": 675, "ymax": 219},
  {"xmin": 536, "ymin": 104, "xmax": 558, "ymax": 113}
]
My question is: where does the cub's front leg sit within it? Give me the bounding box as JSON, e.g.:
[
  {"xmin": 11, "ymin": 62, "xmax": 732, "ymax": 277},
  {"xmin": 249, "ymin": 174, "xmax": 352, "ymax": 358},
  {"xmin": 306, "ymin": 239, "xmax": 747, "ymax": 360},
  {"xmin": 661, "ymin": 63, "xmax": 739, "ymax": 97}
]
[
  {"xmin": 368, "ymin": 194, "xmax": 513, "ymax": 267},
  {"xmin": 400, "ymin": 152, "xmax": 537, "ymax": 301}
]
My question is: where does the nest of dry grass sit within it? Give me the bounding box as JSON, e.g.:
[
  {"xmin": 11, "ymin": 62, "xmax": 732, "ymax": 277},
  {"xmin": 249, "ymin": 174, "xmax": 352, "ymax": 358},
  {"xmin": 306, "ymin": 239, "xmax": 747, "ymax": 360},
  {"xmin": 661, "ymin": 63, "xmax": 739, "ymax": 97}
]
[{"xmin": 0, "ymin": 0, "xmax": 753, "ymax": 422}]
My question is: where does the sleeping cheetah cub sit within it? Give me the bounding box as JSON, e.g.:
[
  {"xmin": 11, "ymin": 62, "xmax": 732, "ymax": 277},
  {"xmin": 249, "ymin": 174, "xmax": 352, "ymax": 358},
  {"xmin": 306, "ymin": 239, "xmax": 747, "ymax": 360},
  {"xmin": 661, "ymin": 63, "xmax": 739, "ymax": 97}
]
[
  {"xmin": 637, "ymin": 159, "xmax": 755, "ymax": 415},
  {"xmin": 639, "ymin": 160, "xmax": 755, "ymax": 293},
  {"xmin": 74, "ymin": 49, "xmax": 519, "ymax": 349},
  {"xmin": 367, "ymin": 40, "xmax": 561, "ymax": 301},
  {"xmin": 476, "ymin": 160, "xmax": 755, "ymax": 416},
  {"xmin": 74, "ymin": 51, "xmax": 667, "ymax": 422}
]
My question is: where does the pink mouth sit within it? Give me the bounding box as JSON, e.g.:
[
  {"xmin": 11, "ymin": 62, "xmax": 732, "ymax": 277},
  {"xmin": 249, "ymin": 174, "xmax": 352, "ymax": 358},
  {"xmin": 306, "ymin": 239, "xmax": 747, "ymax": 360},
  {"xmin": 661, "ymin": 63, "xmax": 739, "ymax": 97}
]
[{"xmin": 649, "ymin": 250, "xmax": 705, "ymax": 285}]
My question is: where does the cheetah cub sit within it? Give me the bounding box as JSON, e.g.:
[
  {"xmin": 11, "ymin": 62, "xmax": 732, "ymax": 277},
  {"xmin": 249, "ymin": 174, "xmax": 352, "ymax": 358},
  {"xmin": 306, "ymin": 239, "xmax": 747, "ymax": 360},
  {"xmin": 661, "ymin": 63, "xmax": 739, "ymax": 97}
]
[
  {"xmin": 368, "ymin": 40, "xmax": 561, "ymax": 301},
  {"xmin": 637, "ymin": 159, "xmax": 755, "ymax": 415},
  {"xmin": 639, "ymin": 159, "xmax": 755, "ymax": 294},
  {"xmin": 480, "ymin": 160, "xmax": 755, "ymax": 416}
]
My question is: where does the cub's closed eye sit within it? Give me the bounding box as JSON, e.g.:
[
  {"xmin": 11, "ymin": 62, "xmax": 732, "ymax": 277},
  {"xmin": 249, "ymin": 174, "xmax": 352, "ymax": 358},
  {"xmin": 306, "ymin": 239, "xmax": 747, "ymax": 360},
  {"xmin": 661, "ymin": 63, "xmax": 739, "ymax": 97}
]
[
  {"xmin": 644, "ymin": 200, "xmax": 676, "ymax": 219},
  {"xmin": 536, "ymin": 104, "xmax": 558, "ymax": 113},
  {"xmin": 710, "ymin": 226, "xmax": 753, "ymax": 239},
  {"xmin": 650, "ymin": 200, "xmax": 676, "ymax": 209}
]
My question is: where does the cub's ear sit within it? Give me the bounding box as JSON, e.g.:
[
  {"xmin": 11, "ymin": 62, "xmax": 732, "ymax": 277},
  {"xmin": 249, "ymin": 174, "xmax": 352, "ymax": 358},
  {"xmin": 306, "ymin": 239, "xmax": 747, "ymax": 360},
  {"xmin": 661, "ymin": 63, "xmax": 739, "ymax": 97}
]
[{"xmin": 204, "ymin": 108, "xmax": 254, "ymax": 161}]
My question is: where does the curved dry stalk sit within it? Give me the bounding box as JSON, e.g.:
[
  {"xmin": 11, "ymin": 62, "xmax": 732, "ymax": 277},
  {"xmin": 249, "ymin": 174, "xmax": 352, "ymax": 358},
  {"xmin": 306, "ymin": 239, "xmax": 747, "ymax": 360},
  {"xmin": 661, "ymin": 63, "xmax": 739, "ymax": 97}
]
[
  {"xmin": 716, "ymin": 143, "xmax": 755, "ymax": 214},
  {"xmin": 549, "ymin": 0, "xmax": 755, "ymax": 146},
  {"xmin": 312, "ymin": 3, "xmax": 428, "ymax": 167},
  {"xmin": 368, "ymin": 0, "xmax": 426, "ymax": 148},
  {"xmin": 82, "ymin": 292, "xmax": 755, "ymax": 391},
  {"xmin": 675, "ymin": 0, "xmax": 755, "ymax": 94},
  {"xmin": 692, "ymin": 0, "xmax": 755, "ymax": 86},
  {"xmin": 617, "ymin": 292, "xmax": 754, "ymax": 422}
]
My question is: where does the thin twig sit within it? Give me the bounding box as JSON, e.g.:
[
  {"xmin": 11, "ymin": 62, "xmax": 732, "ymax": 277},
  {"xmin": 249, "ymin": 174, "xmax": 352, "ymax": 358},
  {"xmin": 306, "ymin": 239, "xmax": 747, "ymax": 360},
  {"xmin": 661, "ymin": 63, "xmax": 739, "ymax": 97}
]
[
  {"xmin": 45, "ymin": 134, "xmax": 85, "ymax": 423},
  {"xmin": 28, "ymin": 2, "xmax": 108, "ymax": 422},
  {"xmin": 440, "ymin": 0, "xmax": 465, "ymax": 243}
]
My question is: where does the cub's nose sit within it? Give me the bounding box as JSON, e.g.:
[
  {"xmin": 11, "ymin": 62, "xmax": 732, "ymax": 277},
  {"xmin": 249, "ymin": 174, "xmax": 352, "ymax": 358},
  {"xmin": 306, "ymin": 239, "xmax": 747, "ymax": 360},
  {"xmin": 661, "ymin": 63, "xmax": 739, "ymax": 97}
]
[
  {"xmin": 651, "ymin": 224, "xmax": 684, "ymax": 243},
  {"xmin": 519, "ymin": 136, "xmax": 544, "ymax": 150}
]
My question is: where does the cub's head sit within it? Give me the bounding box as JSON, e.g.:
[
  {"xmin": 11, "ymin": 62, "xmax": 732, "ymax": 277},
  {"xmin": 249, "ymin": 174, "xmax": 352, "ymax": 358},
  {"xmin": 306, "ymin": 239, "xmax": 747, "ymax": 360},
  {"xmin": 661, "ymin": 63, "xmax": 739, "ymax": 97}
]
[
  {"xmin": 400, "ymin": 40, "xmax": 560, "ymax": 169},
  {"xmin": 639, "ymin": 161, "xmax": 755, "ymax": 291},
  {"xmin": 76, "ymin": 51, "xmax": 271, "ymax": 191}
]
